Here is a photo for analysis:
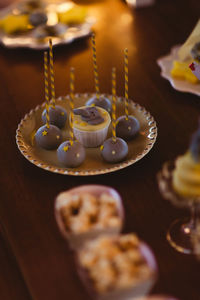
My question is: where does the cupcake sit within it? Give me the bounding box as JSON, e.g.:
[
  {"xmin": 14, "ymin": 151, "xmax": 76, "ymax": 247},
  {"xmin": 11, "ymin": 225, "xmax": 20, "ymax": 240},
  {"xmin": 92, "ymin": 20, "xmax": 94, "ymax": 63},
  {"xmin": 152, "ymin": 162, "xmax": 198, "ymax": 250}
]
[
  {"xmin": 55, "ymin": 185, "xmax": 124, "ymax": 250},
  {"xmin": 172, "ymin": 123, "xmax": 200, "ymax": 198},
  {"xmin": 73, "ymin": 106, "xmax": 111, "ymax": 147},
  {"xmin": 77, "ymin": 234, "xmax": 157, "ymax": 300}
]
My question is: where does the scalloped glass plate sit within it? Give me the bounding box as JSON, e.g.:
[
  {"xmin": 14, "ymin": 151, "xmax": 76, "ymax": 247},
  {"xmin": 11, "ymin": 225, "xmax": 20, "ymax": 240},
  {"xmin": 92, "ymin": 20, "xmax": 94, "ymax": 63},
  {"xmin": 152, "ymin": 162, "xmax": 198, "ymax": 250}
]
[
  {"xmin": 16, "ymin": 93, "xmax": 157, "ymax": 176},
  {"xmin": 0, "ymin": 1, "xmax": 94, "ymax": 49},
  {"xmin": 157, "ymin": 45, "xmax": 200, "ymax": 96}
]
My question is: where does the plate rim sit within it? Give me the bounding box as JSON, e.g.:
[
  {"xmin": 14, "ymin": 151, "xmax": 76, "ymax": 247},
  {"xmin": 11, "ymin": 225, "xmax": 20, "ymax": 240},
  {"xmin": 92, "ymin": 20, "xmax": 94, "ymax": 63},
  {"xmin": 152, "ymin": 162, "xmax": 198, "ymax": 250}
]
[
  {"xmin": 16, "ymin": 93, "xmax": 157, "ymax": 176},
  {"xmin": 0, "ymin": 1, "xmax": 94, "ymax": 50},
  {"xmin": 157, "ymin": 44, "xmax": 200, "ymax": 96}
]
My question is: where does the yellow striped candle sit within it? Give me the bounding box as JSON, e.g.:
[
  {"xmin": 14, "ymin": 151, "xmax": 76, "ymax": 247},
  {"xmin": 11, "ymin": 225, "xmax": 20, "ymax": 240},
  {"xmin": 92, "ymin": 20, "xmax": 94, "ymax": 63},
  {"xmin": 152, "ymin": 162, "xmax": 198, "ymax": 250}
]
[
  {"xmin": 112, "ymin": 67, "xmax": 117, "ymax": 142},
  {"xmin": 44, "ymin": 51, "xmax": 50, "ymax": 129},
  {"xmin": 69, "ymin": 67, "xmax": 75, "ymax": 145},
  {"xmin": 91, "ymin": 33, "xmax": 100, "ymax": 100},
  {"xmin": 124, "ymin": 48, "xmax": 129, "ymax": 120},
  {"xmin": 49, "ymin": 38, "xmax": 56, "ymax": 108}
]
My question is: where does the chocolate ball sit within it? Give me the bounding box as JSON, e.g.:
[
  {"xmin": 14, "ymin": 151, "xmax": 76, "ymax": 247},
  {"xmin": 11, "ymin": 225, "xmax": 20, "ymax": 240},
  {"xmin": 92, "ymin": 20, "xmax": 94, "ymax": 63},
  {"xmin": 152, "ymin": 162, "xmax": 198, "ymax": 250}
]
[
  {"xmin": 101, "ymin": 137, "xmax": 128, "ymax": 163},
  {"xmin": 33, "ymin": 24, "xmax": 67, "ymax": 38},
  {"xmin": 57, "ymin": 141, "xmax": 86, "ymax": 168},
  {"xmin": 116, "ymin": 115, "xmax": 140, "ymax": 141},
  {"xmin": 42, "ymin": 105, "xmax": 67, "ymax": 129},
  {"xmin": 35, "ymin": 125, "xmax": 62, "ymax": 150},
  {"xmin": 86, "ymin": 96, "xmax": 112, "ymax": 113},
  {"xmin": 29, "ymin": 11, "xmax": 48, "ymax": 27}
]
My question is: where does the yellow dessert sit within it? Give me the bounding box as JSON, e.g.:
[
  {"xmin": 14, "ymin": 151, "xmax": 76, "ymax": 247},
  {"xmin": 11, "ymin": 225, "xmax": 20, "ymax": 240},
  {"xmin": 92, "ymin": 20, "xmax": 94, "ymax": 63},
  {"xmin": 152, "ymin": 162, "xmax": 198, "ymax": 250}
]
[
  {"xmin": 170, "ymin": 19, "xmax": 200, "ymax": 84},
  {"xmin": 58, "ymin": 7, "xmax": 87, "ymax": 25},
  {"xmin": 0, "ymin": 14, "xmax": 29, "ymax": 34},
  {"xmin": 171, "ymin": 61, "xmax": 199, "ymax": 84},
  {"xmin": 172, "ymin": 152, "xmax": 200, "ymax": 198}
]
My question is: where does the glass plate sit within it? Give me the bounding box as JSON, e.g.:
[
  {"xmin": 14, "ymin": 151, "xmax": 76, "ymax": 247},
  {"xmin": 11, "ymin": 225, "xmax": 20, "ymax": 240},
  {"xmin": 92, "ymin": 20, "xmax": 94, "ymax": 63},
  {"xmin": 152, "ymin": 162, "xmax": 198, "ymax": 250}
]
[
  {"xmin": 0, "ymin": 1, "xmax": 94, "ymax": 49},
  {"xmin": 157, "ymin": 45, "xmax": 200, "ymax": 96},
  {"xmin": 16, "ymin": 93, "xmax": 157, "ymax": 176}
]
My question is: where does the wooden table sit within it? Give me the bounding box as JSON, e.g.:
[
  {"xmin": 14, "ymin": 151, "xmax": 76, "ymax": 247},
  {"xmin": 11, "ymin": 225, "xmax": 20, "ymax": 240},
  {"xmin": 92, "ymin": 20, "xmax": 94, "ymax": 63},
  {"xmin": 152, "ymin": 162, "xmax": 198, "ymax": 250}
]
[{"xmin": 1, "ymin": 0, "xmax": 200, "ymax": 299}]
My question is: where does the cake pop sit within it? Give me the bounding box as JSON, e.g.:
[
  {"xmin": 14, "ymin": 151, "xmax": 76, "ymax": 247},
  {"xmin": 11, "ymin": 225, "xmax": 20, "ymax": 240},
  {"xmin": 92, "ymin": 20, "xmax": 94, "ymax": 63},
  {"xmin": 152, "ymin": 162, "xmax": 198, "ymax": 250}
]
[
  {"xmin": 57, "ymin": 140, "xmax": 85, "ymax": 168},
  {"xmin": 101, "ymin": 68, "xmax": 128, "ymax": 163},
  {"xmin": 35, "ymin": 124, "xmax": 62, "ymax": 150},
  {"xmin": 101, "ymin": 137, "xmax": 128, "ymax": 163},
  {"xmin": 85, "ymin": 34, "xmax": 111, "ymax": 113},
  {"xmin": 116, "ymin": 115, "xmax": 140, "ymax": 141},
  {"xmin": 116, "ymin": 49, "xmax": 140, "ymax": 141},
  {"xmin": 42, "ymin": 105, "xmax": 67, "ymax": 129},
  {"xmin": 29, "ymin": 11, "xmax": 47, "ymax": 27},
  {"xmin": 57, "ymin": 68, "xmax": 85, "ymax": 168},
  {"xmin": 41, "ymin": 39, "xmax": 67, "ymax": 129},
  {"xmin": 35, "ymin": 52, "xmax": 62, "ymax": 150}
]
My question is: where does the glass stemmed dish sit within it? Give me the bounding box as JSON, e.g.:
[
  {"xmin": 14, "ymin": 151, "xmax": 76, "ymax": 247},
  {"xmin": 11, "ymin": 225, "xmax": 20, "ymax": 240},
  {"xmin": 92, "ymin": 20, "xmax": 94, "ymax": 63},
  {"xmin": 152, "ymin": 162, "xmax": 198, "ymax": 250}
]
[{"xmin": 157, "ymin": 160, "xmax": 200, "ymax": 254}]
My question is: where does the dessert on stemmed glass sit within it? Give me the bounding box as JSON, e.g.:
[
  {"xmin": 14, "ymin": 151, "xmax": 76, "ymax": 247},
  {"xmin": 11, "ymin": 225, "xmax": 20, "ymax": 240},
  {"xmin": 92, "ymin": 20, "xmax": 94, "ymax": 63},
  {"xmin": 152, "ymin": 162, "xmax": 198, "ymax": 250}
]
[{"xmin": 158, "ymin": 121, "xmax": 200, "ymax": 254}]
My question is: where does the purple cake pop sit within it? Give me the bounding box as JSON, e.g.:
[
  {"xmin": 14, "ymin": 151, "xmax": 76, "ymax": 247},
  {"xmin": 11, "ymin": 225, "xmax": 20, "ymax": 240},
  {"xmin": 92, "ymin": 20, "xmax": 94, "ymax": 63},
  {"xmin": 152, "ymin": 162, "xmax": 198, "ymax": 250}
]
[
  {"xmin": 42, "ymin": 105, "xmax": 67, "ymax": 129},
  {"xmin": 57, "ymin": 141, "xmax": 86, "ymax": 168},
  {"xmin": 35, "ymin": 124, "xmax": 62, "ymax": 150},
  {"xmin": 116, "ymin": 115, "xmax": 140, "ymax": 141},
  {"xmin": 86, "ymin": 95, "xmax": 112, "ymax": 113},
  {"xmin": 101, "ymin": 137, "xmax": 128, "ymax": 163}
]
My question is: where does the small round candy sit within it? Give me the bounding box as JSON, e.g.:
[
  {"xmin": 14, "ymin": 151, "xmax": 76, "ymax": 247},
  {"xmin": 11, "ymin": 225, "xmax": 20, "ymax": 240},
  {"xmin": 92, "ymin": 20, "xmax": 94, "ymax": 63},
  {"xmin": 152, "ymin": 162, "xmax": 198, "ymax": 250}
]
[
  {"xmin": 57, "ymin": 141, "xmax": 86, "ymax": 168},
  {"xmin": 29, "ymin": 11, "xmax": 48, "ymax": 27},
  {"xmin": 86, "ymin": 96, "xmax": 112, "ymax": 113},
  {"xmin": 101, "ymin": 137, "xmax": 128, "ymax": 163},
  {"xmin": 33, "ymin": 24, "xmax": 67, "ymax": 38},
  {"xmin": 116, "ymin": 115, "xmax": 140, "ymax": 141},
  {"xmin": 42, "ymin": 105, "xmax": 67, "ymax": 129},
  {"xmin": 35, "ymin": 125, "xmax": 62, "ymax": 150}
]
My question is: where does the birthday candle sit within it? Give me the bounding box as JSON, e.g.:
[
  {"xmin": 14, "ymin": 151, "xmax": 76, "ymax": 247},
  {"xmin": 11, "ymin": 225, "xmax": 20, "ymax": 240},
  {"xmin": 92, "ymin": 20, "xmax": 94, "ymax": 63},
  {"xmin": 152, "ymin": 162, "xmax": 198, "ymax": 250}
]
[
  {"xmin": 44, "ymin": 51, "xmax": 50, "ymax": 129},
  {"xmin": 124, "ymin": 48, "xmax": 129, "ymax": 119},
  {"xmin": 49, "ymin": 38, "xmax": 56, "ymax": 108},
  {"xmin": 91, "ymin": 33, "xmax": 100, "ymax": 99},
  {"xmin": 69, "ymin": 67, "xmax": 75, "ymax": 145},
  {"xmin": 112, "ymin": 67, "xmax": 117, "ymax": 142}
]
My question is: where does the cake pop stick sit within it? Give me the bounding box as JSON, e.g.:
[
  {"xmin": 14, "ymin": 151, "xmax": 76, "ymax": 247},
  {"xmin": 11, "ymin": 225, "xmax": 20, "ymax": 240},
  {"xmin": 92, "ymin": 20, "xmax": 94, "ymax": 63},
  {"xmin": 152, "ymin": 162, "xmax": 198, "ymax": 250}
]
[
  {"xmin": 115, "ymin": 49, "xmax": 140, "ymax": 141},
  {"xmin": 100, "ymin": 67, "xmax": 128, "ymax": 163},
  {"xmin": 44, "ymin": 51, "xmax": 50, "ymax": 129},
  {"xmin": 69, "ymin": 67, "xmax": 75, "ymax": 146},
  {"xmin": 111, "ymin": 67, "xmax": 117, "ymax": 142},
  {"xmin": 49, "ymin": 38, "xmax": 56, "ymax": 108},
  {"xmin": 57, "ymin": 68, "xmax": 86, "ymax": 167},
  {"xmin": 41, "ymin": 40, "xmax": 67, "ymax": 129},
  {"xmin": 85, "ymin": 33, "xmax": 112, "ymax": 112},
  {"xmin": 34, "ymin": 51, "xmax": 62, "ymax": 150},
  {"xmin": 124, "ymin": 48, "xmax": 129, "ymax": 120},
  {"xmin": 91, "ymin": 33, "xmax": 100, "ymax": 100}
]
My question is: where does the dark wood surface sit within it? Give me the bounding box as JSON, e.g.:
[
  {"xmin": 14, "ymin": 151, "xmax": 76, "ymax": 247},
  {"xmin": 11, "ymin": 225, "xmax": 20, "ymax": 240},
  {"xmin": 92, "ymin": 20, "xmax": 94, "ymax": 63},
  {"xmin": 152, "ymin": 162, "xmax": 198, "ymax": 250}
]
[{"xmin": 1, "ymin": 0, "xmax": 200, "ymax": 299}]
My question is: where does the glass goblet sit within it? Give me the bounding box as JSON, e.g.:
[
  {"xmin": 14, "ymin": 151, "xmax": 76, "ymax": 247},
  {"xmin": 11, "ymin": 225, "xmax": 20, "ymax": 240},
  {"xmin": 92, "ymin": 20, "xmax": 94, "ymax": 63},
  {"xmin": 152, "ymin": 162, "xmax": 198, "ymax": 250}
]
[{"xmin": 157, "ymin": 161, "xmax": 200, "ymax": 254}]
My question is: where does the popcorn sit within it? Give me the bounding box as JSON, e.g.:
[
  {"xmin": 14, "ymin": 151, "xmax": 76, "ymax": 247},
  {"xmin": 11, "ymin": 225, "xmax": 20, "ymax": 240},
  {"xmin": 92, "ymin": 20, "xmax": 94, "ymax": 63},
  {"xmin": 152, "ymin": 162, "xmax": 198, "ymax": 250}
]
[
  {"xmin": 60, "ymin": 192, "xmax": 121, "ymax": 234},
  {"xmin": 78, "ymin": 234, "xmax": 153, "ymax": 293}
]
